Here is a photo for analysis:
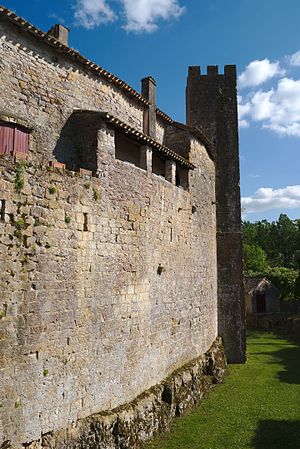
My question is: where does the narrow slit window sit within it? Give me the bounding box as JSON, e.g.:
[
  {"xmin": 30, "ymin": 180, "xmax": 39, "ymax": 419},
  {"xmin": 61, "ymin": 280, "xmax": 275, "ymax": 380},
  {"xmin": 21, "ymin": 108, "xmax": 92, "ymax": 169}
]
[
  {"xmin": 0, "ymin": 200, "xmax": 5, "ymax": 221},
  {"xmin": 83, "ymin": 213, "xmax": 88, "ymax": 232}
]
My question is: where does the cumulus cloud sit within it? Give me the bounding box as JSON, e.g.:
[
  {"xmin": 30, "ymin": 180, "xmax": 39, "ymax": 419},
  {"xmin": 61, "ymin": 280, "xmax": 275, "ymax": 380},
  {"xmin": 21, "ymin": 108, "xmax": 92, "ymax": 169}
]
[
  {"xmin": 241, "ymin": 185, "xmax": 300, "ymax": 214},
  {"xmin": 239, "ymin": 77, "xmax": 300, "ymax": 137},
  {"xmin": 73, "ymin": 0, "xmax": 185, "ymax": 32},
  {"xmin": 238, "ymin": 59, "xmax": 285, "ymax": 89},
  {"xmin": 289, "ymin": 50, "xmax": 300, "ymax": 67},
  {"xmin": 121, "ymin": 0, "xmax": 185, "ymax": 32},
  {"xmin": 74, "ymin": 0, "xmax": 116, "ymax": 29}
]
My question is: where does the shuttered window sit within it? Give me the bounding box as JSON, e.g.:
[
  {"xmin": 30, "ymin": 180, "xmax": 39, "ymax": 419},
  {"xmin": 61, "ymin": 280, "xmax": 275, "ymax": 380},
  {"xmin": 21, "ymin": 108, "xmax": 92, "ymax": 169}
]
[
  {"xmin": 0, "ymin": 123, "xmax": 14, "ymax": 155},
  {"xmin": 0, "ymin": 123, "xmax": 29, "ymax": 155},
  {"xmin": 14, "ymin": 128, "xmax": 29, "ymax": 154}
]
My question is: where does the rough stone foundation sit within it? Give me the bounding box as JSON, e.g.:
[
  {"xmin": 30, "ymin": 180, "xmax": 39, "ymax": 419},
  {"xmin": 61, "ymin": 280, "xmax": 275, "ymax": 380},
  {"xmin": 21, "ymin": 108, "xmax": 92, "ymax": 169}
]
[{"xmin": 17, "ymin": 338, "xmax": 225, "ymax": 449}]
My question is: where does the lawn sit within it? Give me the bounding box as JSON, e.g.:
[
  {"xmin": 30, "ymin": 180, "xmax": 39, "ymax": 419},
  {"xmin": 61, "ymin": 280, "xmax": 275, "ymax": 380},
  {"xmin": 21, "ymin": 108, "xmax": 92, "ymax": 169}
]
[{"xmin": 142, "ymin": 330, "xmax": 300, "ymax": 449}]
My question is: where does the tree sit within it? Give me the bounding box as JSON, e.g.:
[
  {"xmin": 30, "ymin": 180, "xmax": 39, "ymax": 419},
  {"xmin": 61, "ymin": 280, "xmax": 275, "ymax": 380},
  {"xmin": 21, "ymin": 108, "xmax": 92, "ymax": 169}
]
[
  {"xmin": 244, "ymin": 243, "xmax": 268, "ymax": 272},
  {"xmin": 264, "ymin": 267, "xmax": 298, "ymax": 300},
  {"xmin": 242, "ymin": 215, "xmax": 300, "ymax": 269}
]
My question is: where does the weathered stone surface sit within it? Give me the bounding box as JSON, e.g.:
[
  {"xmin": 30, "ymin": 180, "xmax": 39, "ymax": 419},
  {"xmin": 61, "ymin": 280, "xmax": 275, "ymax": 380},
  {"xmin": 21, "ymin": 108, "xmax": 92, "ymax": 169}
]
[
  {"xmin": 186, "ymin": 65, "xmax": 246, "ymax": 363},
  {"xmin": 21, "ymin": 338, "xmax": 225, "ymax": 449},
  {"xmin": 0, "ymin": 9, "xmax": 244, "ymax": 449},
  {"xmin": 0, "ymin": 141, "xmax": 217, "ymax": 447}
]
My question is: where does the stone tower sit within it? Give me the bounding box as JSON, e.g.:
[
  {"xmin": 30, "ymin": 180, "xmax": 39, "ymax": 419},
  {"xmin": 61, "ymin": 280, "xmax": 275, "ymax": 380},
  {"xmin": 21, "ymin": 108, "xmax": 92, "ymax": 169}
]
[{"xmin": 186, "ymin": 65, "xmax": 246, "ymax": 363}]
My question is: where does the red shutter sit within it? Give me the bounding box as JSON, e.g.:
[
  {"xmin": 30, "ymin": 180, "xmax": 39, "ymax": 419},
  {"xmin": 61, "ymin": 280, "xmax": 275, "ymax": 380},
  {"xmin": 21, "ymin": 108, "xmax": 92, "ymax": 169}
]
[
  {"xmin": 0, "ymin": 124, "xmax": 14, "ymax": 155},
  {"xmin": 14, "ymin": 128, "xmax": 29, "ymax": 154}
]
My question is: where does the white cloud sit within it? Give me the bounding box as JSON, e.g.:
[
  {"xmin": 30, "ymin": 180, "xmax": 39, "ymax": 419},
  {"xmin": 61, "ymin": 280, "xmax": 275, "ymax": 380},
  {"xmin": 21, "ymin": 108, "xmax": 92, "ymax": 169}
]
[
  {"xmin": 239, "ymin": 119, "xmax": 250, "ymax": 128},
  {"xmin": 238, "ymin": 59, "xmax": 285, "ymax": 89},
  {"xmin": 248, "ymin": 173, "xmax": 261, "ymax": 179},
  {"xmin": 241, "ymin": 185, "xmax": 300, "ymax": 214},
  {"xmin": 73, "ymin": 0, "xmax": 185, "ymax": 32},
  {"xmin": 74, "ymin": 0, "xmax": 116, "ymax": 29},
  {"xmin": 121, "ymin": 0, "xmax": 185, "ymax": 32},
  {"xmin": 239, "ymin": 77, "xmax": 300, "ymax": 137},
  {"xmin": 289, "ymin": 50, "xmax": 300, "ymax": 67}
]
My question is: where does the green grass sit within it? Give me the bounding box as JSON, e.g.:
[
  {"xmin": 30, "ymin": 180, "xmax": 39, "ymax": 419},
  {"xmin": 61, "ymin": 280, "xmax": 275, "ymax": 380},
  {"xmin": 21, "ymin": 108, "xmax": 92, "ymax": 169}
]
[{"xmin": 143, "ymin": 331, "xmax": 300, "ymax": 449}]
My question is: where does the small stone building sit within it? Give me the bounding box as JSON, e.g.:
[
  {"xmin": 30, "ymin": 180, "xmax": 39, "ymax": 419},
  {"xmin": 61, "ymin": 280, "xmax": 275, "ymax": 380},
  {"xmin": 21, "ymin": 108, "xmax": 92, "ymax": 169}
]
[
  {"xmin": 0, "ymin": 6, "xmax": 245, "ymax": 449},
  {"xmin": 245, "ymin": 277, "xmax": 280, "ymax": 316}
]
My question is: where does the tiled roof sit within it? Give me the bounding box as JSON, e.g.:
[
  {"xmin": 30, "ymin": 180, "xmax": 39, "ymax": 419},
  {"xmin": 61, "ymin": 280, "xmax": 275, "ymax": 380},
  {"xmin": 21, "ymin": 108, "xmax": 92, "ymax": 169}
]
[
  {"xmin": 156, "ymin": 109, "xmax": 173, "ymax": 123},
  {"xmin": 0, "ymin": 5, "xmax": 212, "ymax": 156},
  {"xmin": 100, "ymin": 112, "xmax": 195, "ymax": 169},
  {"xmin": 244, "ymin": 277, "xmax": 274, "ymax": 294},
  {"xmin": 73, "ymin": 110, "xmax": 194, "ymax": 169}
]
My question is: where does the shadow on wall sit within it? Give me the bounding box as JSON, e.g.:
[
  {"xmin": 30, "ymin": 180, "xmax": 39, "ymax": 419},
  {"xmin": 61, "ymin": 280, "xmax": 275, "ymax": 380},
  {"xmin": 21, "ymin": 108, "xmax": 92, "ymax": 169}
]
[
  {"xmin": 252, "ymin": 420, "xmax": 300, "ymax": 449},
  {"xmin": 53, "ymin": 112, "xmax": 98, "ymax": 173}
]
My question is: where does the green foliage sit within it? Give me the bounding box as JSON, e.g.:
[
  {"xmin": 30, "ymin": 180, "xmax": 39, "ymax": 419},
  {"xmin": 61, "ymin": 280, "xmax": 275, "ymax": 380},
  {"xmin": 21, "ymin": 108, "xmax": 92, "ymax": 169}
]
[
  {"xmin": 22, "ymin": 255, "xmax": 29, "ymax": 265},
  {"xmin": 242, "ymin": 214, "xmax": 300, "ymax": 269},
  {"xmin": 264, "ymin": 267, "xmax": 298, "ymax": 300},
  {"xmin": 0, "ymin": 310, "xmax": 6, "ymax": 319},
  {"xmin": 245, "ymin": 267, "xmax": 298, "ymax": 300},
  {"xmin": 14, "ymin": 162, "xmax": 25, "ymax": 193},
  {"xmin": 65, "ymin": 215, "xmax": 71, "ymax": 224},
  {"xmin": 92, "ymin": 188, "xmax": 100, "ymax": 202},
  {"xmin": 244, "ymin": 243, "xmax": 268, "ymax": 272},
  {"xmin": 13, "ymin": 216, "xmax": 27, "ymax": 239},
  {"xmin": 243, "ymin": 214, "xmax": 300, "ymax": 299},
  {"xmin": 45, "ymin": 242, "xmax": 51, "ymax": 249},
  {"xmin": 43, "ymin": 369, "xmax": 49, "ymax": 377},
  {"xmin": 48, "ymin": 186, "xmax": 56, "ymax": 194},
  {"xmin": 15, "ymin": 217, "xmax": 26, "ymax": 230},
  {"xmin": 143, "ymin": 331, "xmax": 300, "ymax": 449}
]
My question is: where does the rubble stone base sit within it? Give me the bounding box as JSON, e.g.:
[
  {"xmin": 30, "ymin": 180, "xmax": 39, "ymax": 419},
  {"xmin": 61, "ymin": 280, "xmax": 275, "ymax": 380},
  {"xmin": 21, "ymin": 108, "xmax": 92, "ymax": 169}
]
[{"xmin": 21, "ymin": 337, "xmax": 226, "ymax": 449}]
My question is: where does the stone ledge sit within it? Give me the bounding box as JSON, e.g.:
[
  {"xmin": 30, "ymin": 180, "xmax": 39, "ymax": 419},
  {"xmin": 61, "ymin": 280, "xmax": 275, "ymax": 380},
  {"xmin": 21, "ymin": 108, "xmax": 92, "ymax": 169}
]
[{"xmin": 21, "ymin": 337, "xmax": 226, "ymax": 449}]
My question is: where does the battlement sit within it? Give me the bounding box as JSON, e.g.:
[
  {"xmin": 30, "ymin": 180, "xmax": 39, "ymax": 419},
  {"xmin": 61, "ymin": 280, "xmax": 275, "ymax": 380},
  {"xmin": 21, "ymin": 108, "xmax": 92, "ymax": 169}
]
[
  {"xmin": 188, "ymin": 65, "xmax": 237, "ymax": 80},
  {"xmin": 186, "ymin": 63, "xmax": 245, "ymax": 364}
]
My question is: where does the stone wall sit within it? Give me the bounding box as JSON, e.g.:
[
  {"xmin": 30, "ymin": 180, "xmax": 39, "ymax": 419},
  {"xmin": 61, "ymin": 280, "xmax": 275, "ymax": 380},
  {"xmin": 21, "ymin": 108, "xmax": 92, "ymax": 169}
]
[
  {"xmin": 0, "ymin": 19, "xmax": 146, "ymax": 165},
  {"xmin": 186, "ymin": 66, "xmax": 246, "ymax": 363},
  {"xmin": 0, "ymin": 15, "xmax": 220, "ymax": 449},
  {"xmin": 0, "ymin": 133, "xmax": 217, "ymax": 447},
  {"xmin": 24, "ymin": 338, "xmax": 226, "ymax": 449}
]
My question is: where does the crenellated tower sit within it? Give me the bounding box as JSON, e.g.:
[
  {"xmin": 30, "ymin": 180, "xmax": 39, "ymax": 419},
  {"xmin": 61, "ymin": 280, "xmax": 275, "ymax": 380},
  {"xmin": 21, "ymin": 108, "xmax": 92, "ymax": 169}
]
[{"xmin": 186, "ymin": 65, "xmax": 246, "ymax": 363}]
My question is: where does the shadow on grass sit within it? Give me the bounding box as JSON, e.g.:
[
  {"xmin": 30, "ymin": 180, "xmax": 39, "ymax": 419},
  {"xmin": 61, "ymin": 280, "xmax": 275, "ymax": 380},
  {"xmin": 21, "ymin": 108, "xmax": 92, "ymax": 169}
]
[
  {"xmin": 273, "ymin": 345, "xmax": 300, "ymax": 384},
  {"xmin": 252, "ymin": 420, "xmax": 300, "ymax": 449},
  {"xmin": 248, "ymin": 328, "xmax": 300, "ymax": 385}
]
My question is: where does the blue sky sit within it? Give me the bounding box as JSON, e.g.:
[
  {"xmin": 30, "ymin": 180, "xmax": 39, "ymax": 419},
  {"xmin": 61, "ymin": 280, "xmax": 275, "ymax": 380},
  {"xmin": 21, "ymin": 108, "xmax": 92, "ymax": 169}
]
[{"xmin": 2, "ymin": 0, "xmax": 300, "ymax": 222}]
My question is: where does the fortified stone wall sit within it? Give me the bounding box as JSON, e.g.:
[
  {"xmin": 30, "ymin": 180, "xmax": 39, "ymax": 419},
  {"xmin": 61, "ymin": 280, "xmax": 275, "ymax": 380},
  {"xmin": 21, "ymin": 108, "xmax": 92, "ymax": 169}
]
[
  {"xmin": 0, "ymin": 11, "xmax": 220, "ymax": 448},
  {"xmin": 186, "ymin": 65, "xmax": 246, "ymax": 363},
  {"xmin": 0, "ymin": 19, "xmax": 146, "ymax": 164},
  {"xmin": 0, "ymin": 141, "xmax": 217, "ymax": 446}
]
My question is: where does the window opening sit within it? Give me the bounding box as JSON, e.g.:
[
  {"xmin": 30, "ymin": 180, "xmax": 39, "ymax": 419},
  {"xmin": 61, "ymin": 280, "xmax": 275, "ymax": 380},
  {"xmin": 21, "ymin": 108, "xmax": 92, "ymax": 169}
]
[
  {"xmin": 0, "ymin": 199, "xmax": 5, "ymax": 221},
  {"xmin": 152, "ymin": 153, "xmax": 165, "ymax": 178},
  {"xmin": 115, "ymin": 132, "xmax": 141, "ymax": 168},
  {"xmin": 83, "ymin": 213, "xmax": 88, "ymax": 232},
  {"xmin": 176, "ymin": 166, "xmax": 189, "ymax": 190},
  {"xmin": 0, "ymin": 122, "xmax": 29, "ymax": 155}
]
